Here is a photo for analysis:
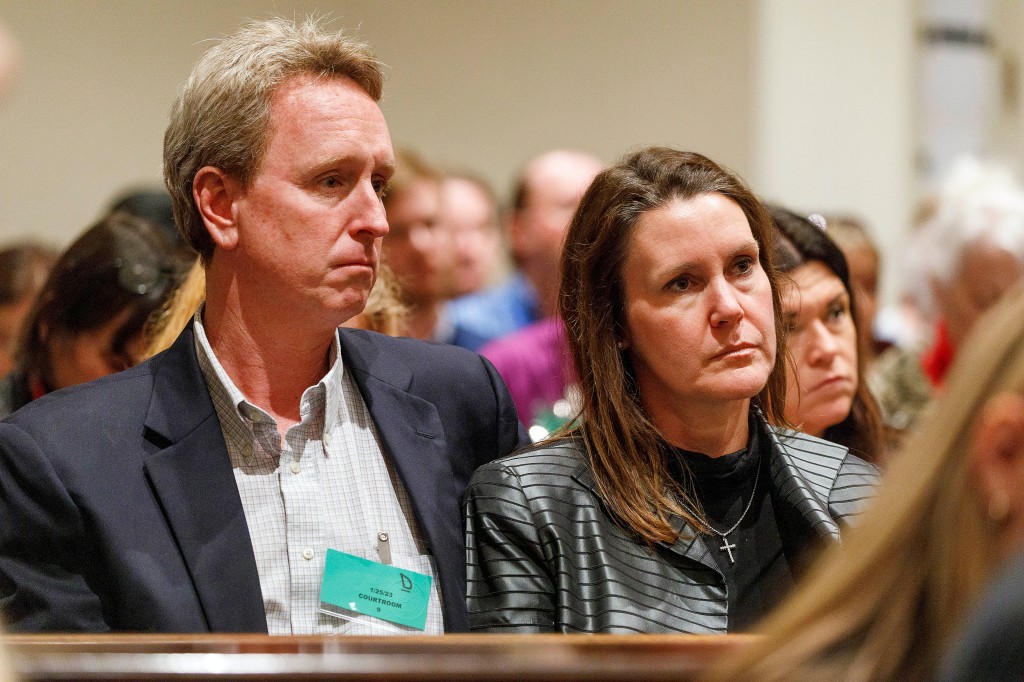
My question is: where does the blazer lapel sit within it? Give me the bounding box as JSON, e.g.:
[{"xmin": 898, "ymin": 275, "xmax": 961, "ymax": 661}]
[
  {"xmin": 141, "ymin": 326, "xmax": 267, "ymax": 633},
  {"xmin": 569, "ymin": 451, "xmax": 722, "ymax": 575},
  {"xmin": 761, "ymin": 423, "xmax": 843, "ymax": 542},
  {"xmin": 338, "ymin": 330, "xmax": 465, "ymax": 630}
]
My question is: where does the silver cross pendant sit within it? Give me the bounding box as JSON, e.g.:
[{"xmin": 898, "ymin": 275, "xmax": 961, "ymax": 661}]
[{"xmin": 720, "ymin": 538, "xmax": 736, "ymax": 563}]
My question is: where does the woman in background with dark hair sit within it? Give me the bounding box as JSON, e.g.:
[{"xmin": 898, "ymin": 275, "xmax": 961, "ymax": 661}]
[
  {"xmin": 770, "ymin": 206, "xmax": 885, "ymax": 463},
  {"xmin": 0, "ymin": 212, "xmax": 183, "ymax": 417},
  {"xmin": 465, "ymin": 147, "xmax": 878, "ymax": 634},
  {"xmin": 0, "ymin": 242, "xmax": 58, "ymax": 375}
]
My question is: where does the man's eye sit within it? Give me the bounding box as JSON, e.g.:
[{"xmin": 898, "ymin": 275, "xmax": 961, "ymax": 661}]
[
  {"xmin": 320, "ymin": 176, "xmax": 340, "ymax": 189},
  {"xmin": 735, "ymin": 257, "xmax": 755, "ymax": 274},
  {"xmin": 668, "ymin": 276, "xmax": 691, "ymax": 292},
  {"xmin": 374, "ymin": 179, "xmax": 389, "ymax": 198}
]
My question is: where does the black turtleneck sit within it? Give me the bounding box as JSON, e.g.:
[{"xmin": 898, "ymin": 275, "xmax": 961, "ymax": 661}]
[{"xmin": 670, "ymin": 416, "xmax": 794, "ymax": 631}]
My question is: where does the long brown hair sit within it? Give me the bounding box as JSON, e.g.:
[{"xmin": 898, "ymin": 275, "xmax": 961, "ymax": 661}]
[
  {"xmin": 769, "ymin": 205, "xmax": 885, "ymax": 462},
  {"xmin": 559, "ymin": 147, "xmax": 788, "ymax": 544},
  {"xmin": 707, "ymin": 284, "xmax": 1024, "ymax": 682}
]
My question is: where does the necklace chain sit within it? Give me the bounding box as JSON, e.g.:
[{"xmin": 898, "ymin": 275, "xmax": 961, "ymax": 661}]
[{"xmin": 680, "ymin": 451, "xmax": 761, "ymax": 564}]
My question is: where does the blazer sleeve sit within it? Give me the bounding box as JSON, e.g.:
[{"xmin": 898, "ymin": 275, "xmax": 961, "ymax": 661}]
[
  {"xmin": 479, "ymin": 354, "xmax": 531, "ymax": 462},
  {"xmin": 0, "ymin": 421, "xmax": 109, "ymax": 632},
  {"xmin": 464, "ymin": 461, "xmax": 556, "ymax": 632}
]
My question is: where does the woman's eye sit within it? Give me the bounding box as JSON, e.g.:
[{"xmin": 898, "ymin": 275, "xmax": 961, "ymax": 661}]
[
  {"xmin": 735, "ymin": 257, "xmax": 754, "ymax": 274},
  {"xmin": 827, "ymin": 301, "xmax": 848, "ymax": 323}
]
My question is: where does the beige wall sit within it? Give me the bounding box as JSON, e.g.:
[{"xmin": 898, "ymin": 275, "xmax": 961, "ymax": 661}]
[
  {"xmin": 752, "ymin": 0, "xmax": 916, "ymax": 303},
  {"xmin": 0, "ymin": 0, "xmax": 756, "ymax": 246},
  {"xmin": 992, "ymin": 1, "xmax": 1024, "ymax": 168}
]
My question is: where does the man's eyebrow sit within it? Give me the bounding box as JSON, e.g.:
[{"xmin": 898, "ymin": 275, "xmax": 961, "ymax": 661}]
[{"xmin": 307, "ymin": 154, "xmax": 359, "ymax": 174}]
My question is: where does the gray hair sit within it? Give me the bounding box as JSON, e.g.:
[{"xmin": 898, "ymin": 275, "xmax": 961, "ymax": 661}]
[
  {"xmin": 163, "ymin": 16, "xmax": 384, "ymax": 262},
  {"xmin": 903, "ymin": 157, "xmax": 1024, "ymax": 318}
]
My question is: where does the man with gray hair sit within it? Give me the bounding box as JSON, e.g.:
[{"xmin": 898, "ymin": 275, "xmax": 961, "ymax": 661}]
[{"xmin": 0, "ymin": 17, "xmax": 524, "ymax": 634}]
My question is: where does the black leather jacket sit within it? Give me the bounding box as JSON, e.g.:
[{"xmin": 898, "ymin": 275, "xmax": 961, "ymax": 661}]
[{"xmin": 465, "ymin": 420, "xmax": 879, "ymax": 633}]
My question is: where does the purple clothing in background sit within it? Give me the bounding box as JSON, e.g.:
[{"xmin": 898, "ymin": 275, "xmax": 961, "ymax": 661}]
[{"xmin": 480, "ymin": 317, "xmax": 573, "ymax": 427}]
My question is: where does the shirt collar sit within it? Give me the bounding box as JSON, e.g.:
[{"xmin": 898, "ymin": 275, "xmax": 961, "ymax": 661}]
[{"xmin": 193, "ymin": 306, "xmax": 344, "ymax": 432}]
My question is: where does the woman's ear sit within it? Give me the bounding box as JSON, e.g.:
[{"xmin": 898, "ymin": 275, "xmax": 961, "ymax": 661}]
[
  {"xmin": 193, "ymin": 166, "xmax": 240, "ymax": 251},
  {"xmin": 971, "ymin": 392, "xmax": 1024, "ymax": 556}
]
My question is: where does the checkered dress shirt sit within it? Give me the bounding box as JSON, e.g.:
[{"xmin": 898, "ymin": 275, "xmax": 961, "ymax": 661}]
[{"xmin": 193, "ymin": 312, "xmax": 443, "ymax": 635}]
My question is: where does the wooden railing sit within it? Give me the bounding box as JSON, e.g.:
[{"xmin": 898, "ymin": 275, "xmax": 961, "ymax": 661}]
[{"xmin": 3, "ymin": 633, "xmax": 754, "ymax": 681}]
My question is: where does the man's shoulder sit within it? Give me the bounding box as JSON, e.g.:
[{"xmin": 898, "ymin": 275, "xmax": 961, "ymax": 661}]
[
  {"xmin": 0, "ymin": 362, "xmax": 165, "ymax": 479},
  {"xmin": 340, "ymin": 327, "xmax": 484, "ymax": 364},
  {"xmin": 473, "ymin": 438, "xmax": 586, "ymax": 484},
  {"xmin": 338, "ymin": 327, "xmax": 498, "ymax": 392},
  {"xmin": 8, "ymin": 361, "xmax": 155, "ymax": 415},
  {"xmin": 3, "ymin": 361, "xmax": 157, "ymax": 435}
]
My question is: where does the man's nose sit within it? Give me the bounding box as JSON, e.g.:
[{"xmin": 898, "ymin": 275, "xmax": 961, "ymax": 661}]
[{"xmin": 357, "ymin": 183, "xmax": 390, "ymax": 239}]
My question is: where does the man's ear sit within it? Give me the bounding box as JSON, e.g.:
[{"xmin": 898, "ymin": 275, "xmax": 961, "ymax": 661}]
[
  {"xmin": 971, "ymin": 392, "xmax": 1024, "ymax": 548},
  {"xmin": 193, "ymin": 166, "xmax": 240, "ymax": 251}
]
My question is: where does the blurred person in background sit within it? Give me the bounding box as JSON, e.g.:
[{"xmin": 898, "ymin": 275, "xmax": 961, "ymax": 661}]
[
  {"xmin": 109, "ymin": 187, "xmax": 195, "ymax": 263},
  {"xmin": 771, "ymin": 206, "xmax": 885, "ymax": 463},
  {"xmin": 480, "ymin": 315, "xmax": 575, "ymax": 436},
  {"xmin": 707, "ymin": 283, "xmax": 1024, "ymax": 682},
  {"xmin": 0, "ymin": 243, "xmax": 58, "ymax": 375},
  {"xmin": 466, "ymin": 148, "xmax": 877, "ymax": 634},
  {"xmin": 0, "ymin": 212, "xmax": 182, "ymax": 417},
  {"xmin": 821, "ymin": 213, "xmax": 885, "ymax": 360},
  {"xmin": 874, "ymin": 159, "xmax": 1024, "ymax": 433},
  {"xmin": 0, "ymin": 19, "xmax": 21, "ymax": 672},
  {"xmin": 0, "ymin": 19, "xmax": 18, "ymax": 100},
  {"xmin": 339, "ymin": 263, "xmax": 407, "ymax": 337},
  {"xmin": 448, "ymin": 149, "xmax": 602, "ymax": 348},
  {"xmin": 382, "ymin": 149, "xmax": 483, "ymax": 346},
  {"xmin": 439, "ymin": 173, "xmax": 504, "ymax": 299},
  {"xmin": 457, "ymin": 151, "xmax": 604, "ymax": 424}
]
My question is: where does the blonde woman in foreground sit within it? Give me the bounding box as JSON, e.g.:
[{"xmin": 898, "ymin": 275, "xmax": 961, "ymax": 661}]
[
  {"xmin": 0, "ymin": 644, "xmax": 12, "ymax": 682},
  {"xmin": 707, "ymin": 284, "xmax": 1024, "ymax": 682}
]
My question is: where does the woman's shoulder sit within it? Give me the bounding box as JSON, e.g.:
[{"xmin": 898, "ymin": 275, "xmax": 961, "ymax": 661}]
[
  {"xmin": 470, "ymin": 437, "xmax": 589, "ymax": 486},
  {"xmin": 766, "ymin": 426, "xmax": 880, "ymax": 483},
  {"xmin": 766, "ymin": 425, "xmax": 880, "ymax": 518}
]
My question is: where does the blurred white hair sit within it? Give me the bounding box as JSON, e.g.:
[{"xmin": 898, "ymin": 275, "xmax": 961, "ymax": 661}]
[{"xmin": 906, "ymin": 157, "xmax": 1024, "ymax": 317}]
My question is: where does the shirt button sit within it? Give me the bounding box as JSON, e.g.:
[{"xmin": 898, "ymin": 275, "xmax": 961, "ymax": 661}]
[
  {"xmin": 289, "ymin": 461, "xmax": 300, "ymax": 474},
  {"xmin": 302, "ymin": 548, "xmax": 314, "ymax": 561}
]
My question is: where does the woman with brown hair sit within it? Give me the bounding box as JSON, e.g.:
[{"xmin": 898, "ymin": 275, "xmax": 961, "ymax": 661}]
[
  {"xmin": 464, "ymin": 147, "xmax": 878, "ymax": 633},
  {"xmin": 708, "ymin": 283, "xmax": 1024, "ymax": 682},
  {"xmin": 770, "ymin": 207, "xmax": 886, "ymax": 463}
]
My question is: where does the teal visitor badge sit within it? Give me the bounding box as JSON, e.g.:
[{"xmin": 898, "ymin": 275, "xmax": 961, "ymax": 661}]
[{"xmin": 318, "ymin": 549, "xmax": 432, "ymax": 631}]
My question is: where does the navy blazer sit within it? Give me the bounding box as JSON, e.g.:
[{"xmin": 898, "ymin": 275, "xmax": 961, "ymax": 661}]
[{"xmin": 0, "ymin": 325, "xmax": 526, "ymax": 633}]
